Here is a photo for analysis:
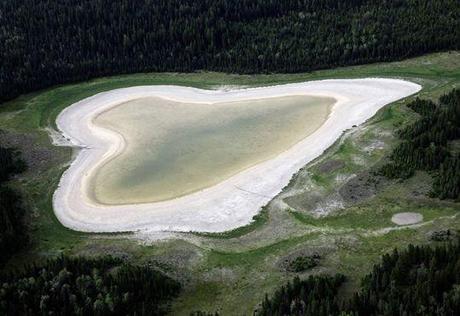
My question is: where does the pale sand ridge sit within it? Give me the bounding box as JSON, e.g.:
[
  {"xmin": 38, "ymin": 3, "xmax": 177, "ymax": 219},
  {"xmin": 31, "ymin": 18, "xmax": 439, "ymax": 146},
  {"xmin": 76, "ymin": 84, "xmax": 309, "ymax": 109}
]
[{"xmin": 52, "ymin": 79, "xmax": 421, "ymax": 234}]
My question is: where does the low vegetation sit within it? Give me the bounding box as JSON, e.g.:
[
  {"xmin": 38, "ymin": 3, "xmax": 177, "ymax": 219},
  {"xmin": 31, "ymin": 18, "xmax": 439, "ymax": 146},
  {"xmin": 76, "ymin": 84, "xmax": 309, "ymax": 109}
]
[{"xmin": 287, "ymin": 255, "xmax": 320, "ymax": 273}]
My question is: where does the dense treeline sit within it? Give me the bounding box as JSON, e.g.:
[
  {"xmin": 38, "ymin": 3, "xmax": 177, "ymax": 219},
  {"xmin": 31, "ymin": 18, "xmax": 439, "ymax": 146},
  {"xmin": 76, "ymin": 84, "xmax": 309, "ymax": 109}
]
[
  {"xmin": 257, "ymin": 240, "xmax": 460, "ymax": 315},
  {"xmin": 257, "ymin": 274, "xmax": 345, "ymax": 315},
  {"xmin": 0, "ymin": 146, "xmax": 27, "ymax": 265},
  {"xmin": 349, "ymin": 241, "xmax": 460, "ymax": 315},
  {"xmin": 0, "ymin": 256, "xmax": 181, "ymax": 315},
  {"xmin": 380, "ymin": 89, "xmax": 460, "ymax": 199},
  {"xmin": 1, "ymin": 0, "xmax": 459, "ymax": 103},
  {"xmin": 0, "ymin": 147, "xmax": 25, "ymax": 182}
]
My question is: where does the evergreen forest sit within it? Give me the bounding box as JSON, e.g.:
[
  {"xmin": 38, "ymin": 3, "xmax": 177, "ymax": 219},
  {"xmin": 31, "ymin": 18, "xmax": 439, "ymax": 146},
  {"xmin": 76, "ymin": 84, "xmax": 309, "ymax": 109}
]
[
  {"xmin": 257, "ymin": 239, "xmax": 460, "ymax": 315},
  {"xmin": 0, "ymin": 146, "xmax": 28, "ymax": 266},
  {"xmin": 0, "ymin": 256, "xmax": 181, "ymax": 315},
  {"xmin": 1, "ymin": 0, "xmax": 459, "ymax": 103},
  {"xmin": 380, "ymin": 89, "xmax": 460, "ymax": 200}
]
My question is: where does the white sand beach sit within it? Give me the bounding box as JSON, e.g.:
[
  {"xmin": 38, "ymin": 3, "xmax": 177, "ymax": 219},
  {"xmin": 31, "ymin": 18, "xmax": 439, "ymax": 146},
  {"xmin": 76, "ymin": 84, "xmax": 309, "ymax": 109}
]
[{"xmin": 52, "ymin": 78, "xmax": 421, "ymax": 234}]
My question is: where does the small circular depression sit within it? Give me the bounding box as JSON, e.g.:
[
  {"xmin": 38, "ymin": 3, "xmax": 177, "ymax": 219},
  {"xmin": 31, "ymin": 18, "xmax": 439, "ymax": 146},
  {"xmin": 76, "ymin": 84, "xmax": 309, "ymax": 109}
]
[{"xmin": 391, "ymin": 212, "xmax": 423, "ymax": 226}]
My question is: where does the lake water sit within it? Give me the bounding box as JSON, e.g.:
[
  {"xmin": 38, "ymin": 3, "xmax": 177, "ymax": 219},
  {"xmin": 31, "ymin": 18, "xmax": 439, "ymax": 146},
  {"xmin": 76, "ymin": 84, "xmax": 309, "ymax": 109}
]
[{"xmin": 90, "ymin": 95, "xmax": 334, "ymax": 204}]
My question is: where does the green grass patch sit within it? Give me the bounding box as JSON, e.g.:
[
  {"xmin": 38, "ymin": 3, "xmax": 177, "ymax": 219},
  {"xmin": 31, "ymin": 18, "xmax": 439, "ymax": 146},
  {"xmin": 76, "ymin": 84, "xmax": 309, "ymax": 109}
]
[
  {"xmin": 194, "ymin": 207, "xmax": 269, "ymax": 239},
  {"xmin": 289, "ymin": 200, "xmax": 458, "ymax": 231},
  {"xmin": 206, "ymin": 233, "xmax": 320, "ymax": 268},
  {"xmin": 287, "ymin": 255, "xmax": 319, "ymax": 272}
]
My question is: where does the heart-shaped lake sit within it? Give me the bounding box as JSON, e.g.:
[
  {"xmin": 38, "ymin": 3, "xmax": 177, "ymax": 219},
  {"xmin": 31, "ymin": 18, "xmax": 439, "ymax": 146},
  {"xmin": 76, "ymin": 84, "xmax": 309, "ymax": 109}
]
[{"xmin": 91, "ymin": 95, "xmax": 335, "ymax": 204}]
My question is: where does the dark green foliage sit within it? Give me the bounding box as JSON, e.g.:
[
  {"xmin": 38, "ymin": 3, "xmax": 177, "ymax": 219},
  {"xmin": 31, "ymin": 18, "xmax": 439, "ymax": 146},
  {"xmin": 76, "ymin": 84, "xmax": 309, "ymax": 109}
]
[
  {"xmin": 380, "ymin": 89, "xmax": 460, "ymax": 199},
  {"xmin": 432, "ymin": 154, "xmax": 460, "ymax": 199},
  {"xmin": 0, "ymin": 256, "xmax": 181, "ymax": 315},
  {"xmin": 0, "ymin": 147, "xmax": 26, "ymax": 183},
  {"xmin": 0, "ymin": 146, "xmax": 27, "ymax": 265},
  {"xmin": 257, "ymin": 274, "xmax": 346, "ymax": 315},
  {"xmin": 0, "ymin": 148, "xmax": 180, "ymax": 314},
  {"xmin": 258, "ymin": 240, "xmax": 460, "ymax": 315},
  {"xmin": 288, "ymin": 255, "xmax": 320, "ymax": 272},
  {"xmin": 430, "ymin": 229, "xmax": 454, "ymax": 242},
  {"xmin": 1, "ymin": 0, "xmax": 459, "ymax": 103},
  {"xmin": 0, "ymin": 186, "xmax": 28, "ymax": 265},
  {"xmin": 348, "ymin": 241, "xmax": 460, "ymax": 315},
  {"xmin": 190, "ymin": 311, "xmax": 220, "ymax": 316}
]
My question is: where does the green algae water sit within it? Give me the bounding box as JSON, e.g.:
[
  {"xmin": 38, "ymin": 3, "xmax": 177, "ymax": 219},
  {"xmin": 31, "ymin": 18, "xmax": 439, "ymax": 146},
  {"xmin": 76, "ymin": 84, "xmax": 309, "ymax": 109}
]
[{"xmin": 91, "ymin": 95, "xmax": 334, "ymax": 204}]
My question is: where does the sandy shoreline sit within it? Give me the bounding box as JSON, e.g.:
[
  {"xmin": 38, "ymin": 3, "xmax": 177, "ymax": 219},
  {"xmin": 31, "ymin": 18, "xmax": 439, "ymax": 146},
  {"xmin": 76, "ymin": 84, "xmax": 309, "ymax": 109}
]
[{"xmin": 53, "ymin": 78, "xmax": 421, "ymax": 234}]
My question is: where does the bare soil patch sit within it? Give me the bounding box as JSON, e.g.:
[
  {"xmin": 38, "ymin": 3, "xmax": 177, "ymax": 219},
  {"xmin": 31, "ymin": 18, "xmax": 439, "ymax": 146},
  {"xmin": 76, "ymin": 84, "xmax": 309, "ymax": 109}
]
[
  {"xmin": 317, "ymin": 159, "xmax": 345, "ymax": 173},
  {"xmin": 391, "ymin": 212, "xmax": 423, "ymax": 225},
  {"xmin": 339, "ymin": 171, "xmax": 388, "ymax": 204}
]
